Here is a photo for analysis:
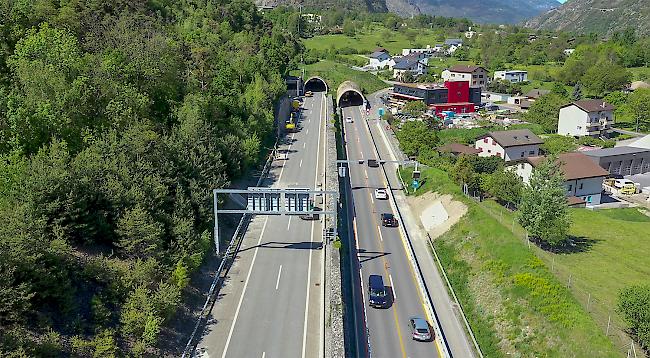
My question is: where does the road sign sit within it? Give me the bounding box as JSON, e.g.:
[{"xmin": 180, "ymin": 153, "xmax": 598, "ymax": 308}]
[
  {"xmin": 412, "ymin": 180, "xmax": 420, "ymax": 190},
  {"xmin": 378, "ymin": 108, "xmax": 385, "ymax": 117}
]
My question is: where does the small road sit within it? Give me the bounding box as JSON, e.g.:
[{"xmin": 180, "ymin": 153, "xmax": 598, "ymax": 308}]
[{"xmin": 195, "ymin": 92, "xmax": 327, "ymax": 358}]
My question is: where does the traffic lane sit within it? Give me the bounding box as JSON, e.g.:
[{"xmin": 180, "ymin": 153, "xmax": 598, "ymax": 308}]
[
  {"xmin": 223, "ymin": 92, "xmax": 324, "ymax": 357},
  {"xmin": 346, "ymin": 106, "xmax": 438, "ymax": 357},
  {"xmin": 344, "ymin": 106, "xmax": 405, "ymax": 357},
  {"xmin": 367, "ymin": 121, "xmax": 402, "ymax": 190}
]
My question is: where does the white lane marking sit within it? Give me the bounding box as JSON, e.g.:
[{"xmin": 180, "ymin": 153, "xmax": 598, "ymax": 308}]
[
  {"xmin": 377, "ymin": 225, "xmax": 384, "ymax": 242},
  {"xmin": 287, "ymin": 216, "xmax": 292, "ymax": 230},
  {"xmin": 276, "ymin": 265, "xmax": 283, "ymax": 290},
  {"xmin": 221, "ymin": 217, "xmax": 269, "ymax": 358},
  {"xmin": 300, "ymin": 159, "xmax": 303, "ymax": 168},
  {"xmin": 306, "ymin": 129, "xmax": 309, "ymax": 135},
  {"xmin": 262, "ymin": 352, "xmax": 266, "ymax": 358},
  {"xmin": 389, "ymin": 274, "xmax": 397, "ymax": 300},
  {"xmin": 303, "ymin": 142, "xmax": 306, "ymax": 149},
  {"xmin": 370, "ymin": 193, "xmax": 374, "ymax": 205}
]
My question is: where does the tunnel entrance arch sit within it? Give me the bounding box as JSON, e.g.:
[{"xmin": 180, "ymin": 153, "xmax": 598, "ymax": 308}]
[
  {"xmin": 336, "ymin": 81, "xmax": 366, "ymax": 108},
  {"xmin": 304, "ymin": 77, "xmax": 328, "ymax": 93}
]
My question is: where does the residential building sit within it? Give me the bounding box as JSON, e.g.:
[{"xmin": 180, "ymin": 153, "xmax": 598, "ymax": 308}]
[
  {"xmin": 392, "ymin": 56, "xmax": 428, "ymax": 79},
  {"xmin": 558, "ymin": 99, "xmax": 615, "ymax": 138},
  {"xmin": 475, "ymin": 129, "xmax": 543, "ymax": 162},
  {"xmin": 509, "ymin": 152, "xmax": 609, "ymax": 205},
  {"xmin": 391, "ymin": 81, "xmax": 481, "ymax": 107},
  {"xmin": 373, "ymin": 47, "xmax": 388, "ymax": 54},
  {"xmin": 368, "ymin": 51, "xmax": 393, "ymax": 69},
  {"xmin": 432, "ymin": 44, "xmax": 444, "ymax": 52},
  {"xmin": 402, "ymin": 46, "xmax": 435, "ymax": 57},
  {"xmin": 441, "ymin": 65, "xmax": 488, "ymax": 88},
  {"xmin": 438, "ymin": 143, "xmax": 480, "ymax": 156},
  {"xmin": 444, "ymin": 39, "xmax": 463, "ymax": 46},
  {"xmin": 583, "ymin": 146, "xmax": 650, "ymax": 175},
  {"xmin": 493, "ymin": 70, "xmax": 528, "ymax": 83},
  {"xmin": 464, "ymin": 27, "xmax": 477, "ymax": 39},
  {"xmin": 563, "ymin": 48, "xmax": 575, "ymax": 56}
]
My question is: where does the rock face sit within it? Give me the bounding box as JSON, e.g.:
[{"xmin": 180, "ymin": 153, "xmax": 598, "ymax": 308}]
[
  {"xmin": 256, "ymin": 0, "xmax": 561, "ymax": 24},
  {"xmin": 525, "ymin": 0, "xmax": 650, "ymax": 36}
]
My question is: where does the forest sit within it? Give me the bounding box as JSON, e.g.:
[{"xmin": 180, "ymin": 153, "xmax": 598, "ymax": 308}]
[{"xmin": 0, "ymin": 0, "xmax": 301, "ymax": 356}]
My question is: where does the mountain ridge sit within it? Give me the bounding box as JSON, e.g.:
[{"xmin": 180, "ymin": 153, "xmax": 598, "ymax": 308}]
[
  {"xmin": 525, "ymin": 0, "xmax": 650, "ymax": 36},
  {"xmin": 256, "ymin": 0, "xmax": 561, "ymax": 24}
]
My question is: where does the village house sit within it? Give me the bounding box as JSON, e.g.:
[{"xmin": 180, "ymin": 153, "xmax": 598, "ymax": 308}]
[
  {"xmin": 557, "ymin": 99, "xmax": 615, "ymax": 138},
  {"xmin": 474, "ymin": 129, "xmax": 543, "ymax": 162},
  {"xmin": 368, "ymin": 51, "xmax": 393, "ymax": 69},
  {"xmin": 493, "ymin": 70, "xmax": 528, "ymax": 83},
  {"xmin": 509, "ymin": 152, "xmax": 609, "ymax": 206},
  {"xmin": 441, "ymin": 65, "xmax": 488, "ymax": 89}
]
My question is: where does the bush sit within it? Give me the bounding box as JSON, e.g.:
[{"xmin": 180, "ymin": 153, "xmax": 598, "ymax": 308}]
[{"xmin": 618, "ymin": 285, "xmax": 650, "ymax": 349}]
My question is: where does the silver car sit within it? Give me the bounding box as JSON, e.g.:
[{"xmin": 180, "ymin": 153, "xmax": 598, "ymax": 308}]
[{"xmin": 409, "ymin": 317, "xmax": 432, "ymax": 341}]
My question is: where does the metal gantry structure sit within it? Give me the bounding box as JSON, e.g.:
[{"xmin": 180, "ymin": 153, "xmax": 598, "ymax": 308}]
[{"xmin": 213, "ymin": 187, "xmax": 339, "ymax": 255}]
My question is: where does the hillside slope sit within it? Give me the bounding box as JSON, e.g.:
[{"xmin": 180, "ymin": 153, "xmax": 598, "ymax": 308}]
[{"xmin": 525, "ymin": 0, "xmax": 650, "ymax": 36}]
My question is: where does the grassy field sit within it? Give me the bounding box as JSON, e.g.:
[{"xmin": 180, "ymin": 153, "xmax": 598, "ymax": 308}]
[
  {"xmin": 290, "ymin": 60, "xmax": 388, "ymax": 94},
  {"xmin": 629, "ymin": 66, "xmax": 650, "ymax": 81},
  {"xmin": 303, "ymin": 23, "xmax": 449, "ymax": 56},
  {"xmin": 400, "ymin": 166, "xmax": 621, "ymax": 357}
]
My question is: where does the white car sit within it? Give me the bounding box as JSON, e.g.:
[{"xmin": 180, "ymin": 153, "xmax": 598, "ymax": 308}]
[
  {"xmin": 374, "ymin": 188, "xmax": 388, "ymax": 200},
  {"xmin": 345, "ymin": 116, "xmax": 353, "ymax": 123}
]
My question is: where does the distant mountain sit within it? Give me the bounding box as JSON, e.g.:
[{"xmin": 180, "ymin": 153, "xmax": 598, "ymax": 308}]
[
  {"xmin": 525, "ymin": 0, "xmax": 650, "ymax": 36},
  {"xmin": 408, "ymin": 0, "xmax": 561, "ymax": 24},
  {"xmin": 256, "ymin": 0, "xmax": 562, "ymax": 24}
]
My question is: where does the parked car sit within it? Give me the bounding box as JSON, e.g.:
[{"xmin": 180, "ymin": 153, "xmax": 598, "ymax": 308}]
[
  {"xmin": 381, "ymin": 213, "xmax": 397, "ymax": 227},
  {"xmin": 374, "ymin": 188, "xmax": 388, "ymax": 200},
  {"xmin": 409, "ymin": 317, "xmax": 432, "ymax": 341},
  {"xmin": 345, "ymin": 116, "xmax": 353, "ymax": 123}
]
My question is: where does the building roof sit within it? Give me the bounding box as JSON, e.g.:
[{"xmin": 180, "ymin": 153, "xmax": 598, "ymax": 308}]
[
  {"xmin": 393, "ymin": 57, "xmax": 422, "ymax": 70},
  {"xmin": 445, "ymin": 39, "xmax": 463, "ymax": 45},
  {"xmin": 525, "ymin": 89, "xmax": 550, "ymax": 99},
  {"xmin": 526, "ymin": 152, "xmax": 609, "ymax": 180},
  {"xmin": 447, "ymin": 65, "xmax": 485, "ymax": 74},
  {"xmin": 563, "ymin": 99, "xmax": 615, "ymax": 113},
  {"xmin": 497, "ymin": 70, "xmax": 528, "ymax": 74},
  {"xmin": 582, "ymin": 146, "xmax": 650, "ymax": 157},
  {"xmin": 370, "ymin": 51, "xmax": 389, "ymax": 59},
  {"xmin": 483, "ymin": 129, "xmax": 543, "ymax": 147},
  {"xmin": 438, "ymin": 143, "xmax": 480, "ymax": 155},
  {"xmin": 374, "ymin": 47, "xmax": 388, "ymax": 53},
  {"xmin": 629, "ymin": 134, "xmax": 650, "ymax": 150}
]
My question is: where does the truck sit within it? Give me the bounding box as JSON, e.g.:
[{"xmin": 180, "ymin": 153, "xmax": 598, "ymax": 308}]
[
  {"xmin": 285, "ymin": 111, "xmax": 299, "ymax": 133},
  {"xmin": 603, "ymin": 178, "xmax": 638, "ymax": 195}
]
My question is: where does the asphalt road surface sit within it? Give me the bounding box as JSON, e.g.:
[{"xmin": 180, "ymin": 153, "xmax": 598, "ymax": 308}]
[
  {"xmin": 196, "ymin": 92, "xmax": 327, "ymax": 358},
  {"xmin": 342, "ymin": 104, "xmax": 441, "ymax": 358}
]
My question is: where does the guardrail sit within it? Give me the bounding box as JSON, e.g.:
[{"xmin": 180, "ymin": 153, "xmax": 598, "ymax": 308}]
[
  {"xmin": 181, "ymin": 99, "xmax": 284, "ymax": 358},
  {"xmin": 361, "ymin": 113, "xmax": 452, "ymax": 358}
]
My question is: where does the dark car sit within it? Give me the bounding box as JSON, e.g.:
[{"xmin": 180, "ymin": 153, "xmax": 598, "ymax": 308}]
[
  {"xmin": 409, "ymin": 316, "xmax": 432, "ymax": 341},
  {"xmin": 367, "ymin": 159, "xmax": 379, "ymax": 168},
  {"xmin": 368, "ymin": 274, "xmax": 388, "ymax": 308},
  {"xmin": 299, "ymin": 206, "xmax": 321, "ymax": 221},
  {"xmin": 381, "ymin": 213, "xmax": 398, "ymax": 227}
]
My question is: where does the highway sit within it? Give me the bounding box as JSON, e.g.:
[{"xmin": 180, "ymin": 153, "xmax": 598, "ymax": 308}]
[
  {"xmin": 341, "ymin": 103, "xmax": 440, "ymax": 358},
  {"xmin": 195, "ymin": 91, "xmax": 326, "ymax": 358}
]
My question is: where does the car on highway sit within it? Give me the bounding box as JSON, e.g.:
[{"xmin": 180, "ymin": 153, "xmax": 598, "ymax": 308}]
[
  {"xmin": 374, "ymin": 188, "xmax": 388, "ymax": 200},
  {"xmin": 299, "ymin": 206, "xmax": 321, "ymax": 220},
  {"xmin": 367, "ymin": 159, "xmax": 379, "ymax": 167},
  {"xmin": 380, "ymin": 213, "xmax": 398, "ymax": 227},
  {"xmin": 305, "ymin": 91, "xmax": 313, "ymax": 97},
  {"xmin": 409, "ymin": 316, "xmax": 432, "ymax": 341},
  {"xmin": 368, "ymin": 274, "xmax": 388, "ymax": 308},
  {"xmin": 345, "ymin": 116, "xmax": 353, "ymax": 123}
]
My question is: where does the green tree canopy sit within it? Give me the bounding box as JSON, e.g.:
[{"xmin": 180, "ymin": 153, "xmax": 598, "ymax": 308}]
[
  {"xmin": 524, "ymin": 93, "xmax": 569, "ymax": 133},
  {"xmin": 518, "ymin": 157, "xmax": 572, "ymax": 247}
]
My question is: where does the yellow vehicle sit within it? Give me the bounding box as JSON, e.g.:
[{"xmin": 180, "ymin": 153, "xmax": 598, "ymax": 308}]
[
  {"xmin": 305, "ymin": 91, "xmax": 313, "ymax": 97},
  {"xmin": 285, "ymin": 112, "xmax": 298, "ymax": 132},
  {"xmin": 292, "ymin": 99, "xmax": 301, "ymax": 110}
]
